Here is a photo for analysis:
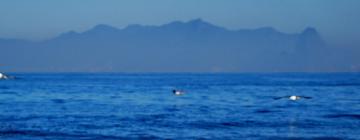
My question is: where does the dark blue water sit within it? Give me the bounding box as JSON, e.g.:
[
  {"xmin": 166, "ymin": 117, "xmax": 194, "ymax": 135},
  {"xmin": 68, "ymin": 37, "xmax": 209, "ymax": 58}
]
[{"xmin": 0, "ymin": 73, "xmax": 359, "ymax": 139}]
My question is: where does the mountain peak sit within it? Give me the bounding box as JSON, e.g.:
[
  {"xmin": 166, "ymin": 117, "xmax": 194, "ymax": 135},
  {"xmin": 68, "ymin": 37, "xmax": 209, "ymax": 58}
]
[
  {"xmin": 298, "ymin": 27, "xmax": 325, "ymax": 48},
  {"xmin": 81, "ymin": 24, "xmax": 120, "ymax": 36},
  {"xmin": 56, "ymin": 30, "xmax": 79, "ymax": 40},
  {"xmin": 299, "ymin": 27, "xmax": 322, "ymax": 40},
  {"xmin": 185, "ymin": 18, "xmax": 225, "ymax": 31},
  {"xmin": 188, "ymin": 18, "xmax": 205, "ymax": 23},
  {"xmin": 62, "ymin": 30, "xmax": 78, "ymax": 36},
  {"xmin": 159, "ymin": 18, "xmax": 225, "ymax": 32},
  {"xmin": 92, "ymin": 24, "xmax": 118, "ymax": 31},
  {"xmin": 301, "ymin": 27, "xmax": 318, "ymax": 35},
  {"xmin": 186, "ymin": 18, "xmax": 213, "ymax": 27}
]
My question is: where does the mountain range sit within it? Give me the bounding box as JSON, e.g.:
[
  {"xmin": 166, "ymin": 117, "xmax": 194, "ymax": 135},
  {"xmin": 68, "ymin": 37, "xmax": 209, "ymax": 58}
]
[{"xmin": 0, "ymin": 19, "xmax": 346, "ymax": 72}]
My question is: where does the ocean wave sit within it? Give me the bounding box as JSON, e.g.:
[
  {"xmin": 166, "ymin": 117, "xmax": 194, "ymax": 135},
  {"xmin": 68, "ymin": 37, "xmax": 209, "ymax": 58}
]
[
  {"xmin": 323, "ymin": 114, "xmax": 360, "ymax": 120},
  {"xmin": 0, "ymin": 129, "xmax": 126, "ymax": 139}
]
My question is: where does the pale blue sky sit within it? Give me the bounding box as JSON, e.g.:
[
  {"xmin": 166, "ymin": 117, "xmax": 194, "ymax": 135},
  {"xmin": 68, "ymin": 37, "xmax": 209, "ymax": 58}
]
[{"xmin": 0, "ymin": 0, "xmax": 359, "ymax": 46}]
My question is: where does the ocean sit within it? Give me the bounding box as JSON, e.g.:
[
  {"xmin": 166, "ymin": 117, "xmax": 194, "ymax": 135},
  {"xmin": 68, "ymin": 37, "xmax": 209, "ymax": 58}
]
[{"xmin": 0, "ymin": 73, "xmax": 359, "ymax": 139}]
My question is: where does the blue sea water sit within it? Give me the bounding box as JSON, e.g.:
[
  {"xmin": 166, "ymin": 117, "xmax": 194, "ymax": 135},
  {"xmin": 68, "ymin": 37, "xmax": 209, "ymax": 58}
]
[{"xmin": 0, "ymin": 73, "xmax": 359, "ymax": 139}]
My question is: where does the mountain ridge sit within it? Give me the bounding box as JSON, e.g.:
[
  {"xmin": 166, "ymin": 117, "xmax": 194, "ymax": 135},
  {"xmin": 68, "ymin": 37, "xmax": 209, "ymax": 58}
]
[
  {"xmin": 52, "ymin": 19, "xmax": 319, "ymax": 41},
  {"xmin": 0, "ymin": 19, "xmax": 335, "ymax": 72}
]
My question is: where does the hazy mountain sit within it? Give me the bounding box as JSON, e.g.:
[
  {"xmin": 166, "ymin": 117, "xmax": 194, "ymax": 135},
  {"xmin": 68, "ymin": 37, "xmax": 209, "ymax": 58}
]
[{"xmin": 1, "ymin": 19, "xmax": 352, "ymax": 72}]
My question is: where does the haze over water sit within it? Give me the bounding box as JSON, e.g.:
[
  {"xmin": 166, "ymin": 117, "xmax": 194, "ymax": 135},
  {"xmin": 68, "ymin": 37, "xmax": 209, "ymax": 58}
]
[{"xmin": 1, "ymin": 1, "xmax": 360, "ymax": 72}]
